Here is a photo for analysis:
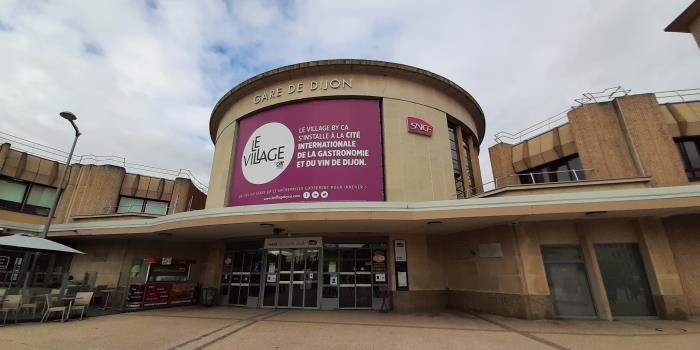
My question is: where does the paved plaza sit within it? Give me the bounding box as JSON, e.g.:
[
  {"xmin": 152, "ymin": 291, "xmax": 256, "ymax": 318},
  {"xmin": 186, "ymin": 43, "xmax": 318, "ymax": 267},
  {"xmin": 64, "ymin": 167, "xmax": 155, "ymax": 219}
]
[{"xmin": 0, "ymin": 306, "xmax": 699, "ymax": 349}]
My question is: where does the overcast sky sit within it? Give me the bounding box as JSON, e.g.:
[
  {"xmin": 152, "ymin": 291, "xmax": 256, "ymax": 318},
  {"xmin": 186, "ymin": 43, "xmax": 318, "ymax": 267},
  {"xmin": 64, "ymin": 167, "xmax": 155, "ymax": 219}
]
[{"xmin": 1, "ymin": 0, "xmax": 699, "ymax": 190}]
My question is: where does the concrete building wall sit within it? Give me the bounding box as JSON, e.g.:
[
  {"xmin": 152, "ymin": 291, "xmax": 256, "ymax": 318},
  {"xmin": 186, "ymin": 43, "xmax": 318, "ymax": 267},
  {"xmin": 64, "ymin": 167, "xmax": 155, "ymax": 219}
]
[
  {"xmin": 664, "ymin": 215, "xmax": 700, "ymax": 316},
  {"xmin": 389, "ymin": 233, "xmax": 449, "ymax": 312},
  {"xmin": 614, "ymin": 95, "xmax": 689, "ymax": 187},
  {"xmin": 567, "ymin": 102, "xmax": 640, "ymax": 180},
  {"xmin": 67, "ymin": 239, "xmax": 209, "ymax": 289},
  {"xmin": 206, "ymin": 61, "xmax": 485, "ymax": 208},
  {"xmin": 488, "ymin": 96, "xmax": 698, "ymax": 193},
  {"xmin": 0, "ymin": 144, "xmax": 207, "ymax": 226},
  {"xmin": 433, "ymin": 217, "xmax": 690, "ymax": 319},
  {"xmin": 382, "ymin": 99, "xmax": 456, "ymax": 201}
]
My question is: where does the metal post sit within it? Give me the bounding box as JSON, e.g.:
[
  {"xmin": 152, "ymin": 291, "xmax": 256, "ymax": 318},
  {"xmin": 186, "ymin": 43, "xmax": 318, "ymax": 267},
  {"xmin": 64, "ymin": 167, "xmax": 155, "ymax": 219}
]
[{"xmin": 41, "ymin": 119, "xmax": 81, "ymax": 238}]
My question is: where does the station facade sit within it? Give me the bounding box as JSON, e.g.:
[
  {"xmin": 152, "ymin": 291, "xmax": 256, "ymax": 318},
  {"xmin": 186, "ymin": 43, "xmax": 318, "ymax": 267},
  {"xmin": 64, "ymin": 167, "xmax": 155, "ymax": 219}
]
[{"xmin": 1, "ymin": 59, "xmax": 699, "ymax": 320}]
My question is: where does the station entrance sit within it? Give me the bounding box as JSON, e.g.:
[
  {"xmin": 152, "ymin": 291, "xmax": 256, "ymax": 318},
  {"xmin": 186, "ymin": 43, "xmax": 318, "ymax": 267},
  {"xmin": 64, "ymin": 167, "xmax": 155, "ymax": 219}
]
[{"xmin": 219, "ymin": 237, "xmax": 389, "ymax": 310}]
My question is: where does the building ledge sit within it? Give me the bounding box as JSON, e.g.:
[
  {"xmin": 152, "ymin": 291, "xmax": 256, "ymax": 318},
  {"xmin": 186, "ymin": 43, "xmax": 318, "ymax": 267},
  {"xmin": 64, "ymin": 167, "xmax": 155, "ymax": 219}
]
[
  {"xmin": 71, "ymin": 212, "xmax": 162, "ymax": 222},
  {"xmin": 476, "ymin": 177, "xmax": 652, "ymax": 198}
]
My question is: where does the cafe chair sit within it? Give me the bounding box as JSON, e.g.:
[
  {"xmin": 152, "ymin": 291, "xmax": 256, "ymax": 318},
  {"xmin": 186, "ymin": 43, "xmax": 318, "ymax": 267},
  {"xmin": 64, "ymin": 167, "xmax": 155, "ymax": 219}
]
[
  {"xmin": 41, "ymin": 293, "xmax": 67, "ymax": 323},
  {"xmin": 68, "ymin": 292, "xmax": 94, "ymax": 321},
  {"xmin": 19, "ymin": 289, "xmax": 38, "ymax": 317},
  {"xmin": 1, "ymin": 294, "xmax": 21, "ymax": 325}
]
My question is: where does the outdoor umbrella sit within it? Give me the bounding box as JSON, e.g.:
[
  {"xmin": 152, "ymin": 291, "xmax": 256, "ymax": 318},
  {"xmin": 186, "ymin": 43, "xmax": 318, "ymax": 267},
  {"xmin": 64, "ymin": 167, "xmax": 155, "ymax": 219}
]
[{"xmin": 0, "ymin": 233, "xmax": 84, "ymax": 254}]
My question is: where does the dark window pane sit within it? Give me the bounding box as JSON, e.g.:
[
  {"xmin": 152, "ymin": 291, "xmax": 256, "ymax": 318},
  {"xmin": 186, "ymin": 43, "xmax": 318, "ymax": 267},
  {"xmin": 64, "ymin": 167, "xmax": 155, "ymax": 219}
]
[
  {"xmin": 356, "ymin": 287, "xmax": 372, "ymax": 308},
  {"xmin": 339, "ymin": 274, "xmax": 355, "ymax": 284},
  {"xmin": 340, "ymin": 287, "xmax": 354, "ymax": 308},
  {"xmin": 541, "ymin": 246, "xmax": 583, "ymax": 262},
  {"xmin": 305, "ymin": 282, "xmax": 318, "ymax": 307},
  {"xmin": 144, "ymin": 200, "xmax": 168, "ymax": 215},
  {"xmin": 683, "ymin": 141, "xmax": 700, "ymax": 169},
  {"xmin": 555, "ymin": 164, "xmax": 572, "ymax": 182},
  {"xmin": 117, "ymin": 197, "xmax": 144, "ymax": 214},
  {"xmin": 26, "ymin": 184, "xmax": 55, "ymax": 208},
  {"xmin": 323, "ymin": 286, "xmax": 338, "ymax": 298},
  {"xmin": 595, "ymin": 243, "xmax": 656, "ymax": 317},
  {"xmin": 339, "ymin": 249, "xmax": 354, "ymax": 272},
  {"xmin": 0, "ymin": 178, "xmax": 27, "ymax": 203}
]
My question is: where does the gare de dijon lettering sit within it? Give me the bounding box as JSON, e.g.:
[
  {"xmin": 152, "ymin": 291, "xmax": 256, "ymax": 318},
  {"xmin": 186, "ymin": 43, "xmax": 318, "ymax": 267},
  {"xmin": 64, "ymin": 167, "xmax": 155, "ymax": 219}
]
[{"xmin": 253, "ymin": 78, "xmax": 352, "ymax": 104}]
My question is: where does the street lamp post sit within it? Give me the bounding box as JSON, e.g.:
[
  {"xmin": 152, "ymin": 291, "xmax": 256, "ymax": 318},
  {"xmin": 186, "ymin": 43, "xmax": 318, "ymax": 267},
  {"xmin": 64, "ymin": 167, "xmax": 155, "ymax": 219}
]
[{"xmin": 40, "ymin": 111, "xmax": 81, "ymax": 238}]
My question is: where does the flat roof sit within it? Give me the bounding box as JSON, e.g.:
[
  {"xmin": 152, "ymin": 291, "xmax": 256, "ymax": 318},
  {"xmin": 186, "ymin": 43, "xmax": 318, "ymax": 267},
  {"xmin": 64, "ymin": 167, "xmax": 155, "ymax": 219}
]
[
  {"xmin": 209, "ymin": 59, "xmax": 487, "ymax": 145},
  {"xmin": 665, "ymin": 1, "xmax": 700, "ymax": 32}
]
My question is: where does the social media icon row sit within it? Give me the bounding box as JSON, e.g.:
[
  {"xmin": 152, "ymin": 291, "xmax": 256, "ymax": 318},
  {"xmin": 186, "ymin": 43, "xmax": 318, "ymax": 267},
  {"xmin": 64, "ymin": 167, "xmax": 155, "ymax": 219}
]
[{"xmin": 303, "ymin": 191, "xmax": 329, "ymax": 199}]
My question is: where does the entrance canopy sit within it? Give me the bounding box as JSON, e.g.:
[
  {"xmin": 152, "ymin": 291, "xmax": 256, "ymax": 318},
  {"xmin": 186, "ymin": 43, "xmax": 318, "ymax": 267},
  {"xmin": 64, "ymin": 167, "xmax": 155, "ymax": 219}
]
[{"xmin": 0, "ymin": 233, "xmax": 84, "ymax": 254}]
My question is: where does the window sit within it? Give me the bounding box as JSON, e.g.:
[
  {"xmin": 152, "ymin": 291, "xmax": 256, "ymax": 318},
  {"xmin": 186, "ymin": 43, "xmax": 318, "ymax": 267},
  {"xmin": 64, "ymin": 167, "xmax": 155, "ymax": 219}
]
[
  {"xmin": 518, "ymin": 155, "xmax": 586, "ymax": 184},
  {"xmin": 116, "ymin": 196, "xmax": 169, "ymax": 215},
  {"xmin": 0, "ymin": 177, "xmax": 56, "ymax": 216},
  {"xmin": 448, "ymin": 122, "xmax": 477, "ymax": 198},
  {"xmin": 675, "ymin": 137, "xmax": 700, "ymax": 180}
]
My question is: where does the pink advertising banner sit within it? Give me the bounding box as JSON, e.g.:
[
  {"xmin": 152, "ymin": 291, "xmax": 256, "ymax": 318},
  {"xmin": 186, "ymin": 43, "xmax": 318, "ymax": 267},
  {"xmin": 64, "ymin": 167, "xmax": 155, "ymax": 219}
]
[{"xmin": 229, "ymin": 99, "xmax": 384, "ymax": 206}]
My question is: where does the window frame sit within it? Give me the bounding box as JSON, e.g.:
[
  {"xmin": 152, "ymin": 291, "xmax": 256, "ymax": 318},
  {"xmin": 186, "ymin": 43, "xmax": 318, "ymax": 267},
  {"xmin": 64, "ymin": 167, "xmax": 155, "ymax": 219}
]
[
  {"xmin": 447, "ymin": 121, "xmax": 477, "ymax": 198},
  {"xmin": 674, "ymin": 136, "xmax": 700, "ymax": 180},
  {"xmin": 0, "ymin": 176, "xmax": 57, "ymax": 216},
  {"xmin": 116, "ymin": 195, "xmax": 169, "ymax": 215},
  {"xmin": 518, "ymin": 154, "xmax": 586, "ymax": 185}
]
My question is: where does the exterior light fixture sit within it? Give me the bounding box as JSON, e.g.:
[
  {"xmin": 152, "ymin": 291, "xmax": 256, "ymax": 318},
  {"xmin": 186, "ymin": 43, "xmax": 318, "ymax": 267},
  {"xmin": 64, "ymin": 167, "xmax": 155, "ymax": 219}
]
[
  {"xmin": 41, "ymin": 111, "xmax": 81, "ymax": 238},
  {"xmin": 259, "ymin": 223, "xmax": 274, "ymax": 228}
]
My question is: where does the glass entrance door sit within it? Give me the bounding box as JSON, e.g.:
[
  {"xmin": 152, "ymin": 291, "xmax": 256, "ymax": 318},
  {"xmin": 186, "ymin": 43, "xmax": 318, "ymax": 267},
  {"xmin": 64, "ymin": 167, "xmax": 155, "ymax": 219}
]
[
  {"xmin": 262, "ymin": 248, "xmax": 319, "ymax": 309},
  {"xmin": 222, "ymin": 250, "xmax": 262, "ymax": 307},
  {"xmin": 541, "ymin": 246, "xmax": 596, "ymax": 318},
  {"xmin": 338, "ymin": 246, "xmax": 373, "ymax": 309},
  {"xmin": 595, "ymin": 243, "xmax": 656, "ymax": 318}
]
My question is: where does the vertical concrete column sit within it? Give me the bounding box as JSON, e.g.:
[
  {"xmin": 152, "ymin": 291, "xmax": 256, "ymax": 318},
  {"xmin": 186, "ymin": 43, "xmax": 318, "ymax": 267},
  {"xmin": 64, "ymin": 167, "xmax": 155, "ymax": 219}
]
[
  {"xmin": 467, "ymin": 136, "xmax": 483, "ymax": 191},
  {"xmin": 202, "ymin": 241, "xmax": 225, "ymax": 289},
  {"xmin": 635, "ymin": 217, "xmax": 689, "ymax": 319},
  {"xmin": 511, "ymin": 223, "xmax": 553, "ymax": 319},
  {"xmin": 488, "ymin": 143, "xmax": 517, "ymax": 188},
  {"xmin": 206, "ymin": 121, "xmax": 237, "ymax": 209},
  {"xmin": 575, "ymin": 222, "xmax": 613, "ymax": 321}
]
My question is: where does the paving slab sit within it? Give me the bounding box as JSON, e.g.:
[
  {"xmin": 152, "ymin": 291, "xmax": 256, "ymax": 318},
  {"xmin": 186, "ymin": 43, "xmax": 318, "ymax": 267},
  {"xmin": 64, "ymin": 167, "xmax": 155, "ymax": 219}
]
[
  {"xmin": 266, "ymin": 309, "xmax": 504, "ymax": 331},
  {"xmin": 0, "ymin": 313, "xmax": 230, "ymax": 350},
  {"xmin": 205, "ymin": 318, "xmax": 550, "ymax": 350},
  {"xmin": 1, "ymin": 306, "xmax": 699, "ymax": 350}
]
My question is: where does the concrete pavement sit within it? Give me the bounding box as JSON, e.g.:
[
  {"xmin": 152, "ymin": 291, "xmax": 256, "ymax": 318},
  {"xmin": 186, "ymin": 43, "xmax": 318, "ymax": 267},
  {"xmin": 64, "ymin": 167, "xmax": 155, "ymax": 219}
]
[{"xmin": 0, "ymin": 306, "xmax": 698, "ymax": 349}]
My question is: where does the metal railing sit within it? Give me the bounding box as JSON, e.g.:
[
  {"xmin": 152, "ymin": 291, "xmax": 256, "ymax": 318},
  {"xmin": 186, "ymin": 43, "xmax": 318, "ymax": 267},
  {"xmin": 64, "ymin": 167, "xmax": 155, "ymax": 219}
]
[
  {"xmin": 654, "ymin": 88, "xmax": 700, "ymax": 104},
  {"xmin": 493, "ymin": 87, "xmax": 700, "ymax": 144},
  {"xmin": 493, "ymin": 108, "xmax": 571, "ymax": 143},
  {"xmin": 0, "ymin": 130, "xmax": 208, "ymax": 194},
  {"xmin": 467, "ymin": 168, "xmax": 595, "ymax": 197}
]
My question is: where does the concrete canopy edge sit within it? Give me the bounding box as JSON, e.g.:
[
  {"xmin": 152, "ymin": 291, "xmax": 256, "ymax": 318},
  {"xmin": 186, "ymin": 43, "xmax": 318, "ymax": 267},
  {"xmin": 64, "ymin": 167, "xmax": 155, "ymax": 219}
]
[{"xmin": 16, "ymin": 184, "xmax": 700, "ymax": 237}]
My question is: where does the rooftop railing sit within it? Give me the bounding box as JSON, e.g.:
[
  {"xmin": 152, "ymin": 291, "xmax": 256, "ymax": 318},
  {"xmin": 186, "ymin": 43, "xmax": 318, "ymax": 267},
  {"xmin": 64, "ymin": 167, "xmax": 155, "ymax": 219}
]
[
  {"xmin": 467, "ymin": 168, "xmax": 595, "ymax": 197},
  {"xmin": 493, "ymin": 87, "xmax": 700, "ymax": 144},
  {"xmin": 0, "ymin": 130, "xmax": 208, "ymax": 194}
]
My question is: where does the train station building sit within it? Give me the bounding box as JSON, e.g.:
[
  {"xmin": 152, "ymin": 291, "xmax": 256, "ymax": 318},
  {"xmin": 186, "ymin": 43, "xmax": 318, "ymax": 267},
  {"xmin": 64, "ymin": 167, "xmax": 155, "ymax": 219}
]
[{"xmin": 1, "ymin": 57, "xmax": 699, "ymax": 321}]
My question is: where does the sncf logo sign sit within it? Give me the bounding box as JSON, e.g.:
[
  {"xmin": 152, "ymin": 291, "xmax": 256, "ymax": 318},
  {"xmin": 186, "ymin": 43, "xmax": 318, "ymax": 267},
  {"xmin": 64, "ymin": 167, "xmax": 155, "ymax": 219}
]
[{"xmin": 407, "ymin": 117, "xmax": 433, "ymax": 137}]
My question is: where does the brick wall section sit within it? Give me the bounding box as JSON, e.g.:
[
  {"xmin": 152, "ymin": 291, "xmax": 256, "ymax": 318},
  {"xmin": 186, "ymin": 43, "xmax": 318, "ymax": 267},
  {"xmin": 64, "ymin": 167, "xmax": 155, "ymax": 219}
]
[
  {"xmin": 488, "ymin": 143, "xmax": 518, "ymax": 187},
  {"xmin": 567, "ymin": 102, "xmax": 639, "ymax": 180},
  {"xmin": 614, "ymin": 94, "xmax": 689, "ymax": 187}
]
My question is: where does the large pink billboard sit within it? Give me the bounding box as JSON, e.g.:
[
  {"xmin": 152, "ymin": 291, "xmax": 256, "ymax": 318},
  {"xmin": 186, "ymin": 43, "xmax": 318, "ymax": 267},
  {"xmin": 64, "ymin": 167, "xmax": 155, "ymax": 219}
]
[{"xmin": 229, "ymin": 99, "xmax": 384, "ymax": 206}]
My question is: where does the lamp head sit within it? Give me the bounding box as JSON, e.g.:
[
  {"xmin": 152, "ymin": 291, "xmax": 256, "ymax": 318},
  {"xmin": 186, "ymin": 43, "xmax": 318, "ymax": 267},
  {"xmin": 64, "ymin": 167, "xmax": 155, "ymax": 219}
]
[{"xmin": 59, "ymin": 111, "xmax": 77, "ymax": 121}]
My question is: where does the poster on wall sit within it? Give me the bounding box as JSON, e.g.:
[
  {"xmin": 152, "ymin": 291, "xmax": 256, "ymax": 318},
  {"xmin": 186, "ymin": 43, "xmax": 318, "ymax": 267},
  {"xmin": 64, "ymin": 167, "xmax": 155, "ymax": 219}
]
[{"xmin": 229, "ymin": 99, "xmax": 384, "ymax": 206}]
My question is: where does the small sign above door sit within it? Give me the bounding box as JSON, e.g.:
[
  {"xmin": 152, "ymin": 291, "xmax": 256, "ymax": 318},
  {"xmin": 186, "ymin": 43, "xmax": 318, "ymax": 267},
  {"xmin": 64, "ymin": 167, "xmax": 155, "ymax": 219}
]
[{"xmin": 264, "ymin": 237, "xmax": 323, "ymax": 249}]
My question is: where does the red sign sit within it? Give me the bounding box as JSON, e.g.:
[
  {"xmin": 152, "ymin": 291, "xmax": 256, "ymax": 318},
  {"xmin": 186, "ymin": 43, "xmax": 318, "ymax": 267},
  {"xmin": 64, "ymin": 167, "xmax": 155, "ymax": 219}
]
[
  {"xmin": 407, "ymin": 117, "xmax": 433, "ymax": 137},
  {"xmin": 143, "ymin": 283, "xmax": 172, "ymax": 307}
]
